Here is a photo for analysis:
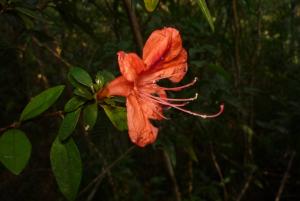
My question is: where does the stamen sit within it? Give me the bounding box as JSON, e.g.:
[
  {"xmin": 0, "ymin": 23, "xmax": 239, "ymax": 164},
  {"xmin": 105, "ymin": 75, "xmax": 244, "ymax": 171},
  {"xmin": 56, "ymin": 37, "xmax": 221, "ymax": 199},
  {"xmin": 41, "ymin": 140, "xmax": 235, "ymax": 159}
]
[
  {"xmin": 156, "ymin": 93, "xmax": 198, "ymax": 102},
  {"xmin": 142, "ymin": 92, "xmax": 224, "ymax": 119},
  {"xmin": 153, "ymin": 110, "xmax": 169, "ymax": 120},
  {"xmin": 140, "ymin": 92, "xmax": 190, "ymax": 107},
  {"xmin": 136, "ymin": 95, "xmax": 168, "ymax": 120},
  {"xmin": 157, "ymin": 77, "xmax": 198, "ymax": 91}
]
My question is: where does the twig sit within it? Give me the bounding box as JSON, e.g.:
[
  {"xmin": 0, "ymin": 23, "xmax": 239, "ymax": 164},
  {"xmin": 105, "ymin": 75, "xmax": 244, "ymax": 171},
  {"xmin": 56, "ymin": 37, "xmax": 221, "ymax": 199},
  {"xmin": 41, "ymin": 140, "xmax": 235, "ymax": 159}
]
[
  {"xmin": 232, "ymin": 0, "xmax": 241, "ymax": 88},
  {"xmin": 161, "ymin": 148, "xmax": 182, "ymax": 201},
  {"xmin": 122, "ymin": 0, "xmax": 144, "ymax": 52},
  {"xmin": 209, "ymin": 144, "xmax": 229, "ymax": 201},
  {"xmin": 42, "ymin": 110, "xmax": 64, "ymax": 118},
  {"xmin": 32, "ymin": 37, "xmax": 72, "ymax": 68},
  {"xmin": 0, "ymin": 122, "xmax": 20, "ymax": 133},
  {"xmin": 79, "ymin": 145, "xmax": 135, "ymax": 197},
  {"xmin": 236, "ymin": 172, "xmax": 254, "ymax": 201},
  {"xmin": 248, "ymin": 0, "xmax": 262, "ymax": 128},
  {"xmin": 275, "ymin": 151, "xmax": 296, "ymax": 201},
  {"xmin": 79, "ymin": 121, "xmax": 118, "ymax": 201},
  {"xmin": 0, "ymin": 110, "xmax": 63, "ymax": 134}
]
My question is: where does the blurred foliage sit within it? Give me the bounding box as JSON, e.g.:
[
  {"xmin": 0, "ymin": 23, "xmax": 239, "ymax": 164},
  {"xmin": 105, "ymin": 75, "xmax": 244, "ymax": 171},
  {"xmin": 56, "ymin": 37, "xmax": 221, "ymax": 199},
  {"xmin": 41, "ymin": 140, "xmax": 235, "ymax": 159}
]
[{"xmin": 0, "ymin": 0, "xmax": 300, "ymax": 201}]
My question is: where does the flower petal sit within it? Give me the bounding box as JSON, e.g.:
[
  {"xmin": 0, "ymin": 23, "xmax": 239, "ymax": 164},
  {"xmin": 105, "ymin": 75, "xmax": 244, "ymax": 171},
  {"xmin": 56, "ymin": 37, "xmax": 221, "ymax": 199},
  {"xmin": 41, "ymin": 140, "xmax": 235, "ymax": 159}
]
[
  {"xmin": 118, "ymin": 51, "xmax": 145, "ymax": 81},
  {"xmin": 139, "ymin": 49, "xmax": 188, "ymax": 84},
  {"xmin": 161, "ymin": 48, "xmax": 188, "ymax": 82},
  {"xmin": 140, "ymin": 100, "xmax": 164, "ymax": 120},
  {"xmin": 161, "ymin": 27, "xmax": 183, "ymax": 63},
  {"xmin": 97, "ymin": 76, "xmax": 132, "ymax": 99},
  {"xmin": 126, "ymin": 94, "xmax": 158, "ymax": 147},
  {"xmin": 143, "ymin": 28, "xmax": 170, "ymax": 69},
  {"xmin": 143, "ymin": 27, "xmax": 183, "ymax": 70}
]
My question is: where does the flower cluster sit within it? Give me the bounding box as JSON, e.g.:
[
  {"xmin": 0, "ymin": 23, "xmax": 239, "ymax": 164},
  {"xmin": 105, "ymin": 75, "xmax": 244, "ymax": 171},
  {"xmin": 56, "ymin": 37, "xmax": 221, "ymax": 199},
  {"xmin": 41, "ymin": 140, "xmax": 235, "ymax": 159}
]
[{"xmin": 97, "ymin": 27, "xmax": 223, "ymax": 147}]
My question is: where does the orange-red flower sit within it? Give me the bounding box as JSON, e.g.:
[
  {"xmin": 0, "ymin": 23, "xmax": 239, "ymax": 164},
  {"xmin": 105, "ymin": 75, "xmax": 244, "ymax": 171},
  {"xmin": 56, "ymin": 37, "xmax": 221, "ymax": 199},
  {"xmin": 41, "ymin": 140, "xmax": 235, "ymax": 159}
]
[{"xmin": 97, "ymin": 27, "xmax": 223, "ymax": 147}]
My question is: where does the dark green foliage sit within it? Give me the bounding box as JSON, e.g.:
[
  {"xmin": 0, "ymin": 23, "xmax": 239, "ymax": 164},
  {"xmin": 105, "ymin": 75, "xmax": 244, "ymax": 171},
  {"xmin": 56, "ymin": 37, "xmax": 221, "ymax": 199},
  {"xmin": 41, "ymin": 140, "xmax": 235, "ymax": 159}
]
[
  {"xmin": 20, "ymin": 85, "xmax": 65, "ymax": 121},
  {"xmin": 58, "ymin": 108, "xmax": 81, "ymax": 141},
  {"xmin": 102, "ymin": 104, "xmax": 128, "ymax": 131},
  {"xmin": 83, "ymin": 102, "xmax": 98, "ymax": 132},
  {"xmin": 50, "ymin": 137, "xmax": 82, "ymax": 201},
  {"xmin": 0, "ymin": 129, "xmax": 31, "ymax": 175}
]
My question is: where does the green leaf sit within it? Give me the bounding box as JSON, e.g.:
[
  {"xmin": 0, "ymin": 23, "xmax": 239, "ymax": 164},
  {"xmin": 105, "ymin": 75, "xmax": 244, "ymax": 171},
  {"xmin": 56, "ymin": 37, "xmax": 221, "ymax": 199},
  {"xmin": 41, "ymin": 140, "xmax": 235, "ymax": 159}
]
[
  {"xmin": 102, "ymin": 105, "xmax": 127, "ymax": 131},
  {"xmin": 83, "ymin": 103, "xmax": 98, "ymax": 132},
  {"xmin": 94, "ymin": 71, "xmax": 105, "ymax": 91},
  {"xmin": 101, "ymin": 70, "xmax": 115, "ymax": 84},
  {"xmin": 64, "ymin": 97, "xmax": 86, "ymax": 113},
  {"xmin": 50, "ymin": 137, "xmax": 82, "ymax": 201},
  {"xmin": 73, "ymin": 87, "xmax": 93, "ymax": 100},
  {"xmin": 69, "ymin": 67, "xmax": 93, "ymax": 88},
  {"xmin": 58, "ymin": 108, "xmax": 81, "ymax": 141},
  {"xmin": 0, "ymin": 129, "xmax": 31, "ymax": 175},
  {"xmin": 20, "ymin": 85, "xmax": 65, "ymax": 121},
  {"xmin": 93, "ymin": 70, "xmax": 115, "ymax": 92},
  {"xmin": 144, "ymin": 0, "xmax": 159, "ymax": 12},
  {"xmin": 198, "ymin": 0, "xmax": 215, "ymax": 32},
  {"xmin": 68, "ymin": 73, "xmax": 85, "ymax": 89}
]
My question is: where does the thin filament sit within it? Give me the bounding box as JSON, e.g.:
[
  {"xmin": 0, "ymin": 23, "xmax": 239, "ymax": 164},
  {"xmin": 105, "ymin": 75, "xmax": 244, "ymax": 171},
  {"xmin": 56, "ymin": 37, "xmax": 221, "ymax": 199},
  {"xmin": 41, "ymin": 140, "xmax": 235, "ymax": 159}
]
[
  {"xmin": 142, "ymin": 92, "xmax": 224, "ymax": 119},
  {"xmin": 153, "ymin": 93, "xmax": 198, "ymax": 102},
  {"xmin": 157, "ymin": 77, "xmax": 198, "ymax": 91},
  {"xmin": 140, "ymin": 92, "xmax": 190, "ymax": 107}
]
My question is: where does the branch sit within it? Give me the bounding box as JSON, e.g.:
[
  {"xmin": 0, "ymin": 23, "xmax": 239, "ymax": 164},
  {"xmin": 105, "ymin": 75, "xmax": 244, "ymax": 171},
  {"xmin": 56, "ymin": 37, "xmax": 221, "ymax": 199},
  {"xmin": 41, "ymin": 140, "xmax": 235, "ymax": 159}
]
[
  {"xmin": 0, "ymin": 122, "xmax": 20, "ymax": 133},
  {"xmin": 122, "ymin": 0, "xmax": 144, "ymax": 52},
  {"xmin": 209, "ymin": 144, "xmax": 229, "ymax": 201},
  {"xmin": 79, "ymin": 145, "xmax": 135, "ymax": 197},
  {"xmin": 0, "ymin": 110, "xmax": 63, "ymax": 134},
  {"xmin": 161, "ymin": 148, "xmax": 182, "ymax": 201},
  {"xmin": 79, "ymin": 121, "xmax": 118, "ymax": 201},
  {"xmin": 232, "ymin": 0, "xmax": 241, "ymax": 88},
  {"xmin": 32, "ymin": 37, "xmax": 72, "ymax": 69},
  {"xmin": 236, "ymin": 172, "xmax": 254, "ymax": 201},
  {"xmin": 275, "ymin": 151, "xmax": 296, "ymax": 201}
]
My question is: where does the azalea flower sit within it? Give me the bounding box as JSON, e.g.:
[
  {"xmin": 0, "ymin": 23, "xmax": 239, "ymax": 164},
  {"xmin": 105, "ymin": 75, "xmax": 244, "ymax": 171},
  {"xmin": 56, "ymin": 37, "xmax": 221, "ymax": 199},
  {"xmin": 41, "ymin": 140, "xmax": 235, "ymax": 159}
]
[{"xmin": 97, "ymin": 27, "xmax": 224, "ymax": 147}]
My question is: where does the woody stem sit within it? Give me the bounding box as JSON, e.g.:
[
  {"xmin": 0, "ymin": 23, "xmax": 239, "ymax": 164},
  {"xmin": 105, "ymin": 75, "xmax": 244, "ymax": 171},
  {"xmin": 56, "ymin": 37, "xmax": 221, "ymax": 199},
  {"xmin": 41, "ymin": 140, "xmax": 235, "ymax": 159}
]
[{"xmin": 122, "ymin": 0, "xmax": 144, "ymax": 53}]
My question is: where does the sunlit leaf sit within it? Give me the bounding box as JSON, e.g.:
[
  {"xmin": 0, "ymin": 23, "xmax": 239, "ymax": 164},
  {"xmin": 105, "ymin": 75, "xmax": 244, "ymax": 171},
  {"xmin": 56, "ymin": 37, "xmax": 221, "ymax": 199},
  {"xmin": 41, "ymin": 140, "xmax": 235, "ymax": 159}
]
[
  {"xmin": 83, "ymin": 102, "xmax": 98, "ymax": 132},
  {"xmin": 64, "ymin": 97, "xmax": 85, "ymax": 113},
  {"xmin": 58, "ymin": 108, "xmax": 81, "ymax": 141},
  {"xmin": 102, "ymin": 105, "xmax": 127, "ymax": 131},
  {"xmin": 94, "ymin": 71, "xmax": 105, "ymax": 91},
  {"xmin": 198, "ymin": 0, "xmax": 215, "ymax": 32},
  {"xmin": 69, "ymin": 67, "xmax": 93, "ymax": 88},
  {"xmin": 101, "ymin": 70, "xmax": 115, "ymax": 84},
  {"xmin": 144, "ymin": 0, "xmax": 159, "ymax": 12},
  {"xmin": 20, "ymin": 85, "xmax": 65, "ymax": 121},
  {"xmin": 0, "ymin": 129, "xmax": 31, "ymax": 175},
  {"xmin": 50, "ymin": 137, "xmax": 82, "ymax": 201},
  {"xmin": 93, "ymin": 70, "xmax": 115, "ymax": 93}
]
